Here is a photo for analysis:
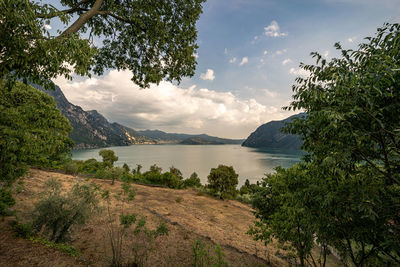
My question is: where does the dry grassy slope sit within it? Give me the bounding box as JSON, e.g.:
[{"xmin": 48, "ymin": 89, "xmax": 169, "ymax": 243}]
[{"xmin": 1, "ymin": 169, "xmax": 341, "ymax": 266}]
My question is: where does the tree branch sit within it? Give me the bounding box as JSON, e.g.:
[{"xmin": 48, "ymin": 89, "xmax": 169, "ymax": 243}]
[
  {"xmin": 36, "ymin": 0, "xmax": 93, "ymax": 19},
  {"xmin": 59, "ymin": 0, "xmax": 103, "ymax": 38}
]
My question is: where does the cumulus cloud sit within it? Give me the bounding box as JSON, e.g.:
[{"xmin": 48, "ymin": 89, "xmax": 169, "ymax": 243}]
[
  {"xmin": 289, "ymin": 67, "xmax": 310, "ymax": 77},
  {"xmin": 200, "ymin": 69, "xmax": 215, "ymax": 80},
  {"xmin": 264, "ymin": 21, "xmax": 288, "ymax": 37},
  {"xmin": 282, "ymin": 58, "xmax": 292, "ymax": 65},
  {"xmin": 53, "ymin": 70, "xmax": 292, "ymax": 138},
  {"xmin": 263, "ymin": 50, "xmax": 268, "ymax": 55},
  {"xmin": 239, "ymin": 57, "xmax": 248, "ymax": 66},
  {"xmin": 229, "ymin": 57, "xmax": 237, "ymax": 63}
]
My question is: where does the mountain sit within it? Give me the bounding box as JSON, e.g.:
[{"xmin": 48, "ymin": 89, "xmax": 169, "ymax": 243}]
[
  {"xmin": 34, "ymin": 84, "xmax": 154, "ymax": 149},
  {"xmin": 242, "ymin": 113, "xmax": 305, "ymax": 150},
  {"xmin": 138, "ymin": 130, "xmax": 244, "ymax": 144},
  {"xmin": 179, "ymin": 137, "xmax": 224, "ymax": 145}
]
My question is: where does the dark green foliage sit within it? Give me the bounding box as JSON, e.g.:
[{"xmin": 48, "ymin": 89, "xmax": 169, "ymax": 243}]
[
  {"xmin": 183, "ymin": 172, "xmax": 202, "ymax": 188},
  {"xmin": 239, "ymin": 179, "xmax": 261, "ymax": 195},
  {"xmin": 192, "ymin": 240, "xmax": 228, "ymax": 267},
  {"xmin": 78, "ymin": 158, "xmax": 103, "ymax": 174},
  {"xmin": 1, "ymin": 0, "xmax": 205, "ymax": 89},
  {"xmin": 251, "ymin": 23, "xmax": 400, "ymax": 266},
  {"xmin": 207, "ymin": 165, "xmax": 239, "ymax": 199},
  {"xmin": 99, "ymin": 149, "xmax": 118, "ymax": 168},
  {"xmin": 0, "ymin": 188, "xmax": 15, "ymax": 216},
  {"xmin": 122, "ymin": 163, "xmax": 130, "ymax": 173},
  {"xmin": 0, "ymin": 81, "xmax": 73, "ymax": 186},
  {"xmin": 32, "ymin": 178, "xmax": 99, "ymax": 243},
  {"xmin": 10, "ymin": 220, "xmax": 33, "ymax": 238}
]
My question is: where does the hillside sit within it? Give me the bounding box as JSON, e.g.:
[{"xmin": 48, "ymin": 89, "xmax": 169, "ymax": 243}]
[
  {"xmin": 33, "ymin": 84, "xmax": 155, "ymax": 149},
  {"xmin": 138, "ymin": 130, "xmax": 243, "ymax": 144},
  {"xmin": 179, "ymin": 137, "xmax": 224, "ymax": 145},
  {"xmin": 242, "ymin": 113, "xmax": 305, "ymax": 150}
]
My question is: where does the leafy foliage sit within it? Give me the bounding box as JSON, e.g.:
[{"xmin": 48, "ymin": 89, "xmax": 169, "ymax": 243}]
[
  {"xmin": 0, "ymin": 81, "xmax": 73, "ymax": 186},
  {"xmin": 192, "ymin": 239, "xmax": 228, "ymax": 267},
  {"xmin": 251, "ymin": 23, "xmax": 400, "ymax": 266},
  {"xmin": 1, "ymin": 0, "xmax": 205, "ymax": 89},
  {"xmin": 183, "ymin": 172, "xmax": 202, "ymax": 188},
  {"xmin": 99, "ymin": 149, "xmax": 119, "ymax": 168},
  {"xmin": 207, "ymin": 165, "xmax": 238, "ymax": 199},
  {"xmin": 32, "ymin": 178, "xmax": 100, "ymax": 243}
]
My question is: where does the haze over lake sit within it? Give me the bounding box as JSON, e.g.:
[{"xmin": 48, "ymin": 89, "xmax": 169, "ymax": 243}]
[{"xmin": 72, "ymin": 144, "xmax": 303, "ymax": 186}]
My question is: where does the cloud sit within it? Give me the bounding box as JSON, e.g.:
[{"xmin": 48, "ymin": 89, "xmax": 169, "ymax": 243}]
[
  {"xmin": 289, "ymin": 67, "xmax": 310, "ymax": 77},
  {"xmin": 347, "ymin": 37, "xmax": 356, "ymax": 43},
  {"xmin": 263, "ymin": 50, "xmax": 268, "ymax": 55},
  {"xmin": 275, "ymin": 49, "xmax": 287, "ymax": 55},
  {"xmin": 53, "ymin": 70, "xmax": 293, "ymax": 139},
  {"xmin": 224, "ymin": 48, "xmax": 228, "ymax": 54},
  {"xmin": 229, "ymin": 57, "xmax": 237, "ymax": 63},
  {"xmin": 239, "ymin": 57, "xmax": 248, "ymax": 66},
  {"xmin": 200, "ymin": 69, "xmax": 215, "ymax": 80},
  {"xmin": 282, "ymin": 58, "xmax": 292, "ymax": 65},
  {"xmin": 44, "ymin": 24, "xmax": 52, "ymax": 30},
  {"xmin": 264, "ymin": 21, "xmax": 288, "ymax": 37}
]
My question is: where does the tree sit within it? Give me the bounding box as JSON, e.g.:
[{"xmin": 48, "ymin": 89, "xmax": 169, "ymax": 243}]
[
  {"xmin": 207, "ymin": 165, "xmax": 238, "ymax": 199},
  {"xmin": 249, "ymin": 23, "xmax": 400, "ymax": 266},
  {"xmin": 0, "ymin": 0, "xmax": 205, "ymax": 89},
  {"xmin": 0, "ymin": 80, "xmax": 73, "ymax": 214},
  {"xmin": 99, "ymin": 149, "xmax": 118, "ymax": 168},
  {"xmin": 284, "ymin": 22, "xmax": 400, "ymax": 265}
]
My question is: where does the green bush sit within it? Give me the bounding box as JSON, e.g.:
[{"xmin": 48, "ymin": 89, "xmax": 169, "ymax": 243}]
[
  {"xmin": 192, "ymin": 239, "xmax": 228, "ymax": 267},
  {"xmin": 78, "ymin": 158, "xmax": 103, "ymax": 175},
  {"xmin": 0, "ymin": 188, "xmax": 15, "ymax": 216},
  {"xmin": 207, "ymin": 165, "xmax": 238, "ymax": 199},
  {"xmin": 183, "ymin": 172, "xmax": 202, "ymax": 188},
  {"xmin": 10, "ymin": 220, "xmax": 33, "ymax": 238},
  {"xmin": 63, "ymin": 160, "xmax": 80, "ymax": 175},
  {"xmin": 99, "ymin": 149, "xmax": 118, "ymax": 168},
  {"xmin": 32, "ymin": 178, "xmax": 99, "ymax": 243}
]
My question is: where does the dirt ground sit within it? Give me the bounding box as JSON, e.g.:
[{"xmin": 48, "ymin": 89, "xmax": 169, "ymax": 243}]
[{"xmin": 0, "ymin": 169, "xmax": 341, "ymax": 266}]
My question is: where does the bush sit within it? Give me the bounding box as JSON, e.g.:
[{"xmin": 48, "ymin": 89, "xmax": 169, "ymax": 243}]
[
  {"xmin": 10, "ymin": 220, "xmax": 33, "ymax": 238},
  {"xmin": 31, "ymin": 178, "xmax": 99, "ymax": 243},
  {"xmin": 183, "ymin": 172, "xmax": 202, "ymax": 188},
  {"xmin": 96, "ymin": 166, "xmax": 129, "ymax": 184},
  {"xmin": 99, "ymin": 149, "xmax": 118, "ymax": 168},
  {"xmin": 192, "ymin": 239, "xmax": 228, "ymax": 267},
  {"xmin": 0, "ymin": 188, "xmax": 15, "ymax": 216},
  {"xmin": 78, "ymin": 158, "xmax": 103, "ymax": 175},
  {"xmin": 63, "ymin": 160, "xmax": 79, "ymax": 175},
  {"xmin": 207, "ymin": 165, "xmax": 238, "ymax": 199}
]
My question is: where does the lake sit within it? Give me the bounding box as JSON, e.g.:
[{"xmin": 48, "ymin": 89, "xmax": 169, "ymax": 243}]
[{"xmin": 72, "ymin": 144, "xmax": 304, "ymax": 186}]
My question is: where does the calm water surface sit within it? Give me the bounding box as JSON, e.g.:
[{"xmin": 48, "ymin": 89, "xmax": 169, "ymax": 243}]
[{"xmin": 72, "ymin": 144, "xmax": 304, "ymax": 186}]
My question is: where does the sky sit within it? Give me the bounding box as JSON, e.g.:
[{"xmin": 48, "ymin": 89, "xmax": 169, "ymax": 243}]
[{"xmin": 52, "ymin": 0, "xmax": 400, "ymax": 139}]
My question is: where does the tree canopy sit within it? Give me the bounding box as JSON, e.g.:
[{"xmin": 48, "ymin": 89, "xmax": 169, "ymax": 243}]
[
  {"xmin": 250, "ymin": 23, "xmax": 400, "ymax": 266},
  {"xmin": 0, "ymin": 0, "xmax": 205, "ymax": 89},
  {"xmin": 0, "ymin": 81, "xmax": 73, "ymax": 186}
]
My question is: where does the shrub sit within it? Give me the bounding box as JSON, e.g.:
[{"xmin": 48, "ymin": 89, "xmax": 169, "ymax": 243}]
[
  {"xmin": 10, "ymin": 220, "xmax": 33, "ymax": 238},
  {"xmin": 192, "ymin": 239, "xmax": 228, "ymax": 267},
  {"xmin": 64, "ymin": 160, "xmax": 79, "ymax": 175},
  {"xmin": 78, "ymin": 158, "xmax": 103, "ymax": 174},
  {"xmin": 183, "ymin": 172, "xmax": 202, "ymax": 188},
  {"xmin": 207, "ymin": 165, "xmax": 238, "ymax": 199},
  {"xmin": 31, "ymin": 178, "xmax": 99, "ymax": 243},
  {"xmin": 99, "ymin": 149, "xmax": 118, "ymax": 168},
  {"xmin": 0, "ymin": 188, "xmax": 15, "ymax": 216}
]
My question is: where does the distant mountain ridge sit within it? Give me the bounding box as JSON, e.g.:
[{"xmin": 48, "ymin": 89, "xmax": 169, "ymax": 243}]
[
  {"xmin": 138, "ymin": 129, "xmax": 244, "ymax": 144},
  {"xmin": 35, "ymin": 83, "xmax": 243, "ymax": 149},
  {"xmin": 179, "ymin": 137, "xmax": 224, "ymax": 145},
  {"xmin": 242, "ymin": 113, "xmax": 305, "ymax": 150},
  {"xmin": 34, "ymin": 84, "xmax": 154, "ymax": 149}
]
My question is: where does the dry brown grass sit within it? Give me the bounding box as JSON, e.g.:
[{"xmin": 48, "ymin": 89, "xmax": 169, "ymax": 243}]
[{"xmin": 0, "ymin": 169, "xmax": 341, "ymax": 266}]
